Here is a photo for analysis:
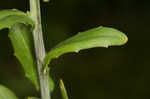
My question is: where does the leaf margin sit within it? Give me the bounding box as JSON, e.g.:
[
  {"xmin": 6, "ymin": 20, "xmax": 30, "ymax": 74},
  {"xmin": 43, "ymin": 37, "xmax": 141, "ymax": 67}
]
[{"xmin": 43, "ymin": 26, "xmax": 128, "ymax": 69}]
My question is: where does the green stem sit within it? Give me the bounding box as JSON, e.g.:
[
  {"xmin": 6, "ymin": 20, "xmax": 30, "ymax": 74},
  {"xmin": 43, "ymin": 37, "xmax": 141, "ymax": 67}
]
[{"xmin": 29, "ymin": 0, "xmax": 51, "ymax": 99}]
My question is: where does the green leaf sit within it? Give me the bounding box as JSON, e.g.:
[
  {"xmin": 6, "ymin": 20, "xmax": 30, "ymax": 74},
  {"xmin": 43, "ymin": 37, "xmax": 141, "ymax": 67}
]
[
  {"xmin": 0, "ymin": 9, "xmax": 55, "ymax": 91},
  {"xmin": 60, "ymin": 80, "xmax": 69, "ymax": 99},
  {"xmin": 0, "ymin": 85, "xmax": 18, "ymax": 99},
  {"xmin": 8, "ymin": 23, "xmax": 55, "ymax": 91},
  {"xmin": 43, "ymin": 26, "xmax": 128, "ymax": 68},
  {"xmin": 0, "ymin": 9, "xmax": 25, "ymax": 19},
  {"xmin": 49, "ymin": 76, "xmax": 55, "ymax": 92},
  {"xmin": 0, "ymin": 15, "xmax": 34, "ymax": 29},
  {"xmin": 0, "ymin": 9, "xmax": 34, "ymax": 30},
  {"xmin": 0, "ymin": 9, "xmax": 38, "ymax": 89},
  {"xmin": 0, "ymin": 9, "xmax": 37, "ymax": 89},
  {"xmin": 8, "ymin": 23, "xmax": 39, "ymax": 90}
]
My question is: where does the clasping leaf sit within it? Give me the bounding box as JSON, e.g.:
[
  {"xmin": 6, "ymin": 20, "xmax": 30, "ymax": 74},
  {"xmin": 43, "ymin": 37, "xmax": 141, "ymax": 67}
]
[
  {"xmin": 0, "ymin": 9, "xmax": 55, "ymax": 91},
  {"xmin": 9, "ymin": 23, "xmax": 39, "ymax": 90},
  {"xmin": 0, "ymin": 9, "xmax": 34, "ymax": 30}
]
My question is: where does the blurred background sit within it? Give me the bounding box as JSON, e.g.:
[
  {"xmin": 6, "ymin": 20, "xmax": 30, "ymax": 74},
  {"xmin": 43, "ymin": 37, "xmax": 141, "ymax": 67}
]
[{"xmin": 0, "ymin": 0, "xmax": 150, "ymax": 99}]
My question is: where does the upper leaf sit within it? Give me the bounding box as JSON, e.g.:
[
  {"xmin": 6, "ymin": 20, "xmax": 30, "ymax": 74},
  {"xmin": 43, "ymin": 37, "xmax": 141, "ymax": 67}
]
[
  {"xmin": 0, "ymin": 9, "xmax": 34, "ymax": 30},
  {"xmin": 9, "ymin": 23, "xmax": 55, "ymax": 91},
  {"xmin": 0, "ymin": 9, "xmax": 25, "ymax": 19},
  {"xmin": 0, "ymin": 15, "xmax": 34, "ymax": 29},
  {"xmin": 0, "ymin": 84, "xmax": 18, "ymax": 99},
  {"xmin": 43, "ymin": 26, "xmax": 128, "ymax": 68}
]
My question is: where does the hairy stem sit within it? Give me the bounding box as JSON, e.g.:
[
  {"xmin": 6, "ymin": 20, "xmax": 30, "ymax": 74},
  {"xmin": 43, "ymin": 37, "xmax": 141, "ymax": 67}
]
[{"xmin": 29, "ymin": 0, "xmax": 51, "ymax": 99}]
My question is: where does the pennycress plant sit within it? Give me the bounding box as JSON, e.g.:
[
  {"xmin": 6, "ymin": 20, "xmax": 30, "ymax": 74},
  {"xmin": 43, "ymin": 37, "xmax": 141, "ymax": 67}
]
[{"xmin": 0, "ymin": 0, "xmax": 128, "ymax": 99}]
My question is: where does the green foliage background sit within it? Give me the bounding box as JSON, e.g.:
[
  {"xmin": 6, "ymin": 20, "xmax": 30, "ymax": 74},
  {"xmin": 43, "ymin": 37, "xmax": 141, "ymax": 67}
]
[{"xmin": 0, "ymin": 0, "xmax": 149, "ymax": 99}]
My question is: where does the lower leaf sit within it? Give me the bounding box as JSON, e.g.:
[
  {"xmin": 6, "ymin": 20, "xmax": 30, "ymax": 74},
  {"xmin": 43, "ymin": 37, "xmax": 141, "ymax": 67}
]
[
  {"xmin": 9, "ymin": 23, "xmax": 55, "ymax": 92},
  {"xmin": 9, "ymin": 23, "xmax": 39, "ymax": 90}
]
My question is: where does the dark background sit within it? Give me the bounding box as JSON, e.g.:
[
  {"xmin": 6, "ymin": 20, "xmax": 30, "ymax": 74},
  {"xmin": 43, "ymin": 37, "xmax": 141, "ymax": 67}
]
[{"xmin": 0, "ymin": 0, "xmax": 150, "ymax": 99}]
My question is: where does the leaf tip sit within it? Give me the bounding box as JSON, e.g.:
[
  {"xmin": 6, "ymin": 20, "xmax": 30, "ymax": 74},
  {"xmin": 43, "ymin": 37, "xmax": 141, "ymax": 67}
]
[
  {"xmin": 60, "ymin": 79, "xmax": 64, "ymax": 88},
  {"xmin": 124, "ymin": 35, "xmax": 128, "ymax": 44},
  {"xmin": 59, "ymin": 79, "xmax": 69, "ymax": 99},
  {"xmin": 119, "ymin": 33, "xmax": 128, "ymax": 45}
]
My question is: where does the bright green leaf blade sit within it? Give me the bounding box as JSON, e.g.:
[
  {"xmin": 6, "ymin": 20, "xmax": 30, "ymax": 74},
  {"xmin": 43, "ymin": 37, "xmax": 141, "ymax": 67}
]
[
  {"xmin": 0, "ymin": 9, "xmax": 38, "ymax": 89},
  {"xmin": 8, "ymin": 23, "xmax": 55, "ymax": 91},
  {"xmin": 43, "ymin": 26, "xmax": 128, "ymax": 67},
  {"xmin": 0, "ymin": 85, "xmax": 18, "ymax": 99},
  {"xmin": 0, "ymin": 9, "xmax": 34, "ymax": 30},
  {"xmin": 48, "ymin": 75, "xmax": 55, "ymax": 92},
  {"xmin": 8, "ymin": 23, "xmax": 39, "ymax": 90},
  {"xmin": 0, "ymin": 15, "xmax": 34, "ymax": 30},
  {"xmin": 60, "ymin": 80, "xmax": 69, "ymax": 99},
  {"xmin": 49, "ymin": 76, "xmax": 55, "ymax": 92},
  {"xmin": 0, "ymin": 9, "xmax": 55, "ymax": 91},
  {"xmin": 0, "ymin": 9, "xmax": 25, "ymax": 19}
]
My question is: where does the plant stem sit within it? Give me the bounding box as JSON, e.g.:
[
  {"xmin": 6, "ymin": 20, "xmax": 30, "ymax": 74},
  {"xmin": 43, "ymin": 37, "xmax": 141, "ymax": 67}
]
[{"xmin": 29, "ymin": 0, "xmax": 51, "ymax": 99}]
